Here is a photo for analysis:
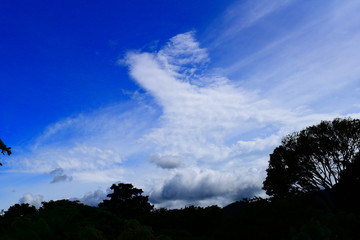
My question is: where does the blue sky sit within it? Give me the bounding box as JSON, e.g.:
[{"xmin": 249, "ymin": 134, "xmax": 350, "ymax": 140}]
[{"xmin": 1, "ymin": 0, "xmax": 360, "ymax": 210}]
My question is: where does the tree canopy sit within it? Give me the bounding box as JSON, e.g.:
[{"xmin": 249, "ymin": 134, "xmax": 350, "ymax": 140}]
[
  {"xmin": 263, "ymin": 118, "xmax": 360, "ymax": 198},
  {"xmin": 98, "ymin": 183, "xmax": 153, "ymax": 218},
  {"xmin": 1, "ymin": 189, "xmax": 359, "ymax": 239},
  {"xmin": 0, "ymin": 139, "xmax": 11, "ymax": 166}
]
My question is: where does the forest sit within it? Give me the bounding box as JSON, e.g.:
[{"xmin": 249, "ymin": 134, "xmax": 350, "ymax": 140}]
[{"xmin": 1, "ymin": 118, "xmax": 359, "ymax": 239}]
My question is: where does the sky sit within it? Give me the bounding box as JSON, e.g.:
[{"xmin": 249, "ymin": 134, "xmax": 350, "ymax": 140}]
[{"xmin": 1, "ymin": 0, "xmax": 360, "ymax": 210}]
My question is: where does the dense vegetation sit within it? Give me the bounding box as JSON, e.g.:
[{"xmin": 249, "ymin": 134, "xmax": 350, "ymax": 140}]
[
  {"xmin": 0, "ymin": 194, "xmax": 359, "ymax": 239},
  {"xmin": 1, "ymin": 118, "xmax": 359, "ymax": 239}
]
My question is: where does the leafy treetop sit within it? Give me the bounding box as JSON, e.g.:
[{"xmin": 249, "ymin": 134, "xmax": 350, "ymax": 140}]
[
  {"xmin": 98, "ymin": 183, "xmax": 153, "ymax": 218},
  {"xmin": 263, "ymin": 118, "xmax": 360, "ymax": 198},
  {"xmin": 0, "ymin": 139, "xmax": 11, "ymax": 166}
]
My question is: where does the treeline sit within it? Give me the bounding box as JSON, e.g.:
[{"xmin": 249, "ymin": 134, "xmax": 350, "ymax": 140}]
[
  {"xmin": 141, "ymin": 195, "xmax": 360, "ymax": 239},
  {"xmin": 0, "ymin": 193, "xmax": 359, "ymax": 240}
]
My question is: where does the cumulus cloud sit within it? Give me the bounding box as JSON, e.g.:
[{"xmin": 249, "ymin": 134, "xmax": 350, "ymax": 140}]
[
  {"xmin": 19, "ymin": 193, "xmax": 44, "ymax": 209},
  {"xmin": 73, "ymin": 190, "xmax": 108, "ymax": 206},
  {"xmin": 150, "ymin": 154, "xmax": 183, "ymax": 169},
  {"xmin": 150, "ymin": 168, "xmax": 262, "ymax": 204}
]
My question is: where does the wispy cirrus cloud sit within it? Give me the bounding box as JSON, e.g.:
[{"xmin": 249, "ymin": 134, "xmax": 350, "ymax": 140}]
[
  {"xmin": 215, "ymin": 0, "xmax": 360, "ymax": 113},
  {"xmin": 208, "ymin": 0, "xmax": 296, "ymax": 47}
]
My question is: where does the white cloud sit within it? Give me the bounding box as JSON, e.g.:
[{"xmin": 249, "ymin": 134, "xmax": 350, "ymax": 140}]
[
  {"xmin": 219, "ymin": 1, "xmax": 360, "ymax": 113},
  {"xmin": 125, "ymin": 32, "xmax": 337, "ymax": 167},
  {"xmin": 73, "ymin": 189, "xmax": 108, "ymax": 207},
  {"xmin": 209, "ymin": 0, "xmax": 296, "ymax": 46},
  {"xmin": 123, "ymin": 28, "xmax": 360, "ymax": 207},
  {"xmin": 73, "ymin": 169, "xmax": 126, "ymax": 183},
  {"xmin": 11, "ymin": 104, "xmax": 157, "ymax": 173},
  {"xmin": 19, "ymin": 193, "xmax": 44, "ymax": 209},
  {"xmin": 8, "ymin": 1, "xmax": 360, "ymax": 209},
  {"xmin": 234, "ymin": 135, "xmax": 281, "ymax": 155},
  {"xmin": 157, "ymin": 31, "xmax": 209, "ymax": 79}
]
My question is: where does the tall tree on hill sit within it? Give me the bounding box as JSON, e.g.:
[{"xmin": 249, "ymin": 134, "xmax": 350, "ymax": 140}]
[
  {"xmin": 263, "ymin": 118, "xmax": 360, "ymax": 197},
  {"xmin": 98, "ymin": 183, "xmax": 153, "ymax": 218}
]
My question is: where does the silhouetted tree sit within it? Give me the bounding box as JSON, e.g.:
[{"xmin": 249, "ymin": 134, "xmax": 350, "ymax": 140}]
[
  {"xmin": 98, "ymin": 183, "xmax": 153, "ymax": 218},
  {"xmin": 263, "ymin": 118, "xmax": 360, "ymax": 197},
  {"xmin": 0, "ymin": 139, "xmax": 11, "ymax": 166},
  {"xmin": 0, "ymin": 199, "xmax": 136, "ymax": 239},
  {"xmin": 3, "ymin": 203, "xmax": 36, "ymax": 219},
  {"xmin": 332, "ymin": 153, "xmax": 360, "ymax": 212}
]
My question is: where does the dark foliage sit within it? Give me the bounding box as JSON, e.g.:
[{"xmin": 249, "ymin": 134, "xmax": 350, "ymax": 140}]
[
  {"xmin": 99, "ymin": 183, "xmax": 154, "ymax": 218},
  {"xmin": 331, "ymin": 153, "xmax": 360, "ymax": 212},
  {"xmin": 3, "ymin": 203, "xmax": 37, "ymax": 219},
  {"xmin": 1, "ymin": 197, "xmax": 359, "ymax": 239},
  {"xmin": 0, "ymin": 138, "xmax": 11, "ymax": 166},
  {"xmin": 0, "ymin": 200, "xmax": 159, "ymax": 240},
  {"xmin": 141, "ymin": 205, "xmax": 222, "ymax": 240},
  {"xmin": 263, "ymin": 118, "xmax": 360, "ymax": 197},
  {"xmin": 139, "ymin": 197, "xmax": 359, "ymax": 240}
]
